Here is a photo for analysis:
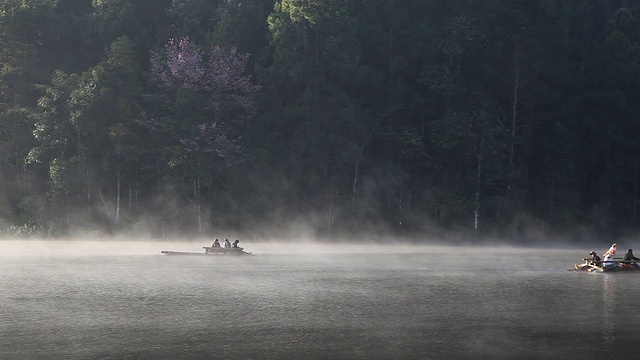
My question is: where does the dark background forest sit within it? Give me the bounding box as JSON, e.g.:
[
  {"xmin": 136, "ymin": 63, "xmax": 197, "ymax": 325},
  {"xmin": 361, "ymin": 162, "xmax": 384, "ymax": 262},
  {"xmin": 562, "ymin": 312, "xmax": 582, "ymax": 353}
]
[{"xmin": 1, "ymin": 0, "xmax": 640, "ymax": 242}]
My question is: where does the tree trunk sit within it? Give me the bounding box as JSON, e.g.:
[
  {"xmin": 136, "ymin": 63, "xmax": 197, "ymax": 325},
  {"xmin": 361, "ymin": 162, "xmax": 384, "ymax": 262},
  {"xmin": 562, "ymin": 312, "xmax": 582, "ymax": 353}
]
[
  {"xmin": 65, "ymin": 195, "xmax": 70, "ymax": 227},
  {"xmin": 548, "ymin": 176, "xmax": 555, "ymax": 221},
  {"xmin": 328, "ymin": 188, "xmax": 335, "ymax": 231},
  {"xmin": 194, "ymin": 177, "xmax": 202, "ymax": 233},
  {"xmin": 97, "ymin": 184, "xmax": 112, "ymax": 221},
  {"xmin": 0, "ymin": 156, "xmax": 5, "ymax": 207},
  {"xmin": 634, "ymin": 167, "xmax": 638, "ymax": 223},
  {"xmin": 474, "ymin": 140, "xmax": 484, "ymax": 232},
  {"xmin": 351, "ymin": 113, "xmax": 389, "ymax": 213},
  {"xmin": 398, "ymin": 190, "xmax": 403, "ymax": 226},
  {"xmin": 351, "ymin": 160, "xmax": 359, "ymax": 211},
  {"xmin": 115, "ymin": 170, "xmax": 121, "ymax": 225},
  {"xmin": 509, "ymin": 48, "xmax": 521, "ymax": 197}
]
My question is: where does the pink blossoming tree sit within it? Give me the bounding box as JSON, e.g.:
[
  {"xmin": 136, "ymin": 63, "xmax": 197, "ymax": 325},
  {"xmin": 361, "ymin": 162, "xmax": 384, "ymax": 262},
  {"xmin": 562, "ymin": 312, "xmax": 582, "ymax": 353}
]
[
  {"xmin": 147, "ymin": 37, "xmax": 260, "ymax": 232},
  {"xmin": 149, "ymin": 37, "xmax": 260, "ymax": 164}
]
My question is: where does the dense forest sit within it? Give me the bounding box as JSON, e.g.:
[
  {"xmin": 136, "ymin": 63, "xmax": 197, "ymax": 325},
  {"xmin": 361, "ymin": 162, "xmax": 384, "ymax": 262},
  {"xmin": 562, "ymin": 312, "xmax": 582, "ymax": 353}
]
[{"xmin": 1, "ymin": 0, "xmax": 640, "ymax": 241}]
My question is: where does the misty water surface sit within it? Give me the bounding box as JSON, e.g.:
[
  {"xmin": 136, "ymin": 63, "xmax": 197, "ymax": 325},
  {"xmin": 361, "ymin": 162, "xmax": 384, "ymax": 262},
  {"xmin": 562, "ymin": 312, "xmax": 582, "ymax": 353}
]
[{"xmin": 0, "ymin": 240, "xmax": 638, "ymax": 359}]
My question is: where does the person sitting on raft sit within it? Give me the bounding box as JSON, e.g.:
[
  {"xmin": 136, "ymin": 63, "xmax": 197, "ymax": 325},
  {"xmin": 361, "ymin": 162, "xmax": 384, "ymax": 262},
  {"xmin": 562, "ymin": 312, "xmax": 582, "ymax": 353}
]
[
  {"xmin": 232, "ymin": 239, "xmax": 240, "ymax": 248},
  {"xmin": 212, "ymin": 239, "xmax": 221, "ymax": 248},
  {"xmin": 623, "ymin": 249, "xmax": 640, "ymax": 269},
  {"xmin": 602, "ymin": 243, "xmax": 618, "ymax": 269},
  {"xmin": 224, "ymin": 239, "xmax": 231, "ymax": 248},
  {"xmin": 588, "ymin": 251, "xmax": 602, "ymax": 266}
]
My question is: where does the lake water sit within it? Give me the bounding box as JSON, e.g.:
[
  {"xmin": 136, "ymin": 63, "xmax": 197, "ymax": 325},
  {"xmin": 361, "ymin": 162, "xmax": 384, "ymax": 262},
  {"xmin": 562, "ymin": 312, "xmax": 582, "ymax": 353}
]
[{"xmin": 0, "ymin": 240, "xmax": 638, "ymax": 359}]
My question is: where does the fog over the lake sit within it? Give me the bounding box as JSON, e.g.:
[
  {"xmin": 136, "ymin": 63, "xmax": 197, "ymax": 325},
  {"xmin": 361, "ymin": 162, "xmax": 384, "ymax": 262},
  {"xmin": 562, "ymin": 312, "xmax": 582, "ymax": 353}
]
[
  {"xmin": 2, "ymin": 236, "xmax": 639, "ymax": 359},
  {"xmin": 1, "ymin": 236, "xmax": 615, "ymax": 257}
]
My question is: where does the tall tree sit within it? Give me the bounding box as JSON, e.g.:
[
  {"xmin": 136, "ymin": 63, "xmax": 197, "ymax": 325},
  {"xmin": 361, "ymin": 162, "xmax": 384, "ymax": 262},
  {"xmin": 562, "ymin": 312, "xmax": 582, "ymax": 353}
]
[
  {"xmin": 147, "ymin": 37, "xmax": 260, "ymax": 232},
  {"xmin": 26, "ymin": 36, "xmax": 143, "ymax": 231},
  {"xmin": 258, "ymin": 0, "xmax": 422, "ymax": 231}
]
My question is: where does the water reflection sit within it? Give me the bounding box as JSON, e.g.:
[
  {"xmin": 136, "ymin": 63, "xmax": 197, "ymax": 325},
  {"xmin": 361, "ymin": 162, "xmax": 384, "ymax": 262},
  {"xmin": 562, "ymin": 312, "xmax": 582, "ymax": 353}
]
[
  {"xmin": 602, "ymin": 274, "xmax": 616, "ymax": 344},
  {"xmin": 3, "ymin": 244, "xmax": 640, "ymax": 359}
]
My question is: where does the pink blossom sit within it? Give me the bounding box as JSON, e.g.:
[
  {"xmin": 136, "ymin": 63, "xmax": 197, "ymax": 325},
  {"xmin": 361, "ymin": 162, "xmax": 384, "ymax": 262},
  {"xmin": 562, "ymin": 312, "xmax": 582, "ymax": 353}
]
[{"xmin": 149, "ymin": 38, "xmax": 260, "ymax": 165}]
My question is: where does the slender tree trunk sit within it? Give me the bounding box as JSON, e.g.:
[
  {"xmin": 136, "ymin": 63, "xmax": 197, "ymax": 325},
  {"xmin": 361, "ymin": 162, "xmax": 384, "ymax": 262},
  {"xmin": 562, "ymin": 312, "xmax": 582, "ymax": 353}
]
[
  {"xmin": 86, "ymin": 170, "xmax": 91, "ymax": 207},
  {"xmin": 351, "ymin": 160, "xmax": 359, "ymax": 211},
  {"xmin": 509, "ymin": 49, "xmax": 521, "ymax": 195},
  {"xmin": 398, "ymin": 190, "xmax": 403, "ymax": 226},
  {"xmin": 65, "ymin": 195, "xmax": 70, "ymax": 227},
  {"xmin": 0, "ymin": 157, "xmax": 5, "ymax": 204},
  {"xmin": 549, "ymin": 176, "xmax": 555, "ymax": 221},
  {"xmin": 328, "ymin": 188, "xmax": 335, "ymax": 230},
  {"xmin": 474, "ymin": 140, "xmax": 484, "ymax": 232},
  {"xmin": 97, "ymin": 184, "xmax": 112, "ymax": 220},
  {"xmin": 115, "ymin": 170, "xmax": 121, "ymax": 225},
  {"xmin": 351, "ymin": 113, "xmax": 389, "ymax": 212},
  {"xmin": 194, "ymin": 177, "xmax": 201, "ymax": 233},
  {"xmin": 634, "ymin": 167, "xmax": 638, "ymax": 223}
]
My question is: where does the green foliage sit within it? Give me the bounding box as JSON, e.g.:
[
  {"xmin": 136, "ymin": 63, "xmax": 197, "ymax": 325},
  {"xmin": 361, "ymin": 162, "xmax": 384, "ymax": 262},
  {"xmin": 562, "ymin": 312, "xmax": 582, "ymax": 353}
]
[{"xmin": 4, "ymin": 0, "xmax": 640, "ymax": 238}]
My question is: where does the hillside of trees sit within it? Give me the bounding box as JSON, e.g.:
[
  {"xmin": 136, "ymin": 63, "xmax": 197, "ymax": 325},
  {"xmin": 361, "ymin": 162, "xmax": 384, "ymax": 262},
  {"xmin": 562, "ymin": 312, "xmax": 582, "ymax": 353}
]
[{"xmin": 1, "ymin": 0, "xmax": 640, "ymax": 242}]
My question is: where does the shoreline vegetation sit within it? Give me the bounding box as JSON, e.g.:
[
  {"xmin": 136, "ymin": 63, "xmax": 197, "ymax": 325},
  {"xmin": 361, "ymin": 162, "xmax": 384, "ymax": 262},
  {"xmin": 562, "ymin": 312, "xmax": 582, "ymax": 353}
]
[{"xmin": 2, "ymin": 1, "xmax": 640, "ymax": 242}]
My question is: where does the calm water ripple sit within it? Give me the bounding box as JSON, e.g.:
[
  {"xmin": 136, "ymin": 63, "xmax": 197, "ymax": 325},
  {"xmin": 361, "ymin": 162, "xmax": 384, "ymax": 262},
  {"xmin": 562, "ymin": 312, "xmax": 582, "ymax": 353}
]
[{"xmin": 0, "ymin": 242, "xmax": 638, "ymax": 359}]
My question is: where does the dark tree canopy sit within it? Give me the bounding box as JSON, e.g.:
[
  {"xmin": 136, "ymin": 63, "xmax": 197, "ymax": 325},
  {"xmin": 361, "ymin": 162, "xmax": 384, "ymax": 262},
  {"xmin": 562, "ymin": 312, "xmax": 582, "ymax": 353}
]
[{"xmin": 1, "ymin": 0, "xmax": 639, "ymax": 242}]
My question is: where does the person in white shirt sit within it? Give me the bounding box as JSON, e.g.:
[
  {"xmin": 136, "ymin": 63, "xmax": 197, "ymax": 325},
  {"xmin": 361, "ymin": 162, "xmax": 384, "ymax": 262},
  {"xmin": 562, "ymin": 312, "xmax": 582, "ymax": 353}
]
[{"xmin": 602, "ymin": 243, "xmax": 617, "ymax": 269}]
